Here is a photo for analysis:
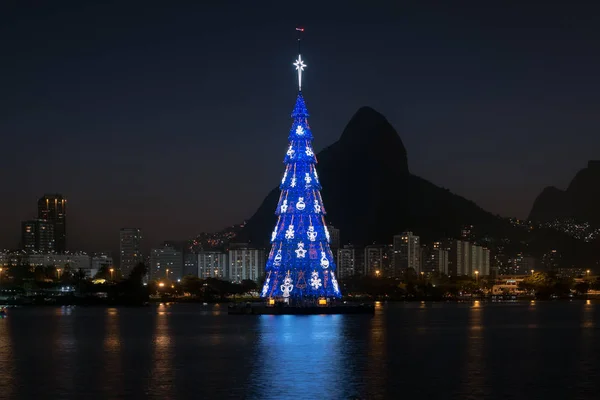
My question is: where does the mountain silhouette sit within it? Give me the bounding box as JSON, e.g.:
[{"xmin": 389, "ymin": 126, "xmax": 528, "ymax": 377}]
[
  {"xmin": 529, "ymin": 161, "xmax": 600, "ymax": 224},
  {"xmin": 237, "ymin": 106, "xmax": 507, "ymax": 246}
]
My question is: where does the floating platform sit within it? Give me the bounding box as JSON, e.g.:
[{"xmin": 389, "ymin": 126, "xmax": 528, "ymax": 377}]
[{"xmin": 228, "ymin": 302, "xmax": 374, "ymax": 315}]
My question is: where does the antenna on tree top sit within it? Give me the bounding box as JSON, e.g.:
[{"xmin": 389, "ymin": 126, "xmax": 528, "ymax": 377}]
[{"xmin": 296, "ymin": 26, "xmax": 304, "ymax": 54}]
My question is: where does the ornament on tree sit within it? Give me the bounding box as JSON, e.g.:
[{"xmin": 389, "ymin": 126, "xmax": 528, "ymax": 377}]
[
  {"xmin": 310, "ymin": 270, "xmax": 322, "ymax": 290},
  {"xmin": 261, "ymin": 276, "xmax": 270, "ymax": 297},
  {"xmin": 324, "ymin": 226, "xmax": 330, "ymax": 242},
  {"xmin": 307, "ymin": 225, "xmax": 317, "ymax": 241},
  {"xmin": 285, "ymin": 224, "xmax": 295, "ymax": 240},
  {"xmin": 296, "ymin": 271, "xmax": 307, "ymax": 289},
  {"xmin": 281, "ymin": 170, "xmax": 288, "ymax": 185},
  {"xmin": 309, "ymin": 243, "xmax": 318, "ymax": 259},
  {"xmin": 296, "ymin": 125, "xmax": 305, "ymax": 136},
  {"xmin": 280, "ymin": 199, "xmax": 288, "ymax": 213},
  {"xmin": 323, "ymin": 270, "xmax": 329, "ymax": 288},
  {"xmin": 320, "ymin": 251, "xmax": 329, "ymax": 268},
  {"xmin": 295, "ymin": 242, "xmax": 307, "ymax": 258},
  {"xmin": 305, "ymin": 146, "xmax": 314, "ymax": 157},
  {"xmin": 304, "ymin": 172, "xmax": 312, "ymax": 185},
  {"xmin": 273, "ymin": 249, "xmax": 282, "ymax": 266},
  {"xmin": 331, "ymin": 271, "xmax": 340, "ymax": 294},
  {"xmin": 291, "ymin": 176, "xmax": 297, "ymax": 187},
  {"xmin": 296, "ymin": 197, "xmax": 306, "ymax": 211},
  {"xmin": 314, "ymin": 169, "xmax": 319, "ymax": 181},
  {"xmin": 281, "ymin": 272, "xmax": 294, "ymax": 298},
  {"xmin": 271, "ymin": 227, "xmax": 277, "ymax": 242},
  {"xmin": 286, "ymin": 145, "xmax": 295, "ymax": 157},
  {"xmin": 314, "ymin": 199, "xmax": 321, "ymax": 213}
]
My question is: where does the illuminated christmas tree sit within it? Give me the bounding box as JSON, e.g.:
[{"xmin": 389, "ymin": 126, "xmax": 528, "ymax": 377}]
[{"xmin": 260, "ymin": 40, "xmax": 341, "ymax": 302}]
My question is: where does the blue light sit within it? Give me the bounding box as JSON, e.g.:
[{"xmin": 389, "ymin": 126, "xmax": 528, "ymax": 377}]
[{"xmin": 261, "ymin": 91, "xmax": 342, "ymax": 301}]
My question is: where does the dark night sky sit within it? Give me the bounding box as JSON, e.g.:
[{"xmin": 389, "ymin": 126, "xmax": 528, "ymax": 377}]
[{"xmin": 2, "ymin": 1, "xmax": 600, "ymax": 253}]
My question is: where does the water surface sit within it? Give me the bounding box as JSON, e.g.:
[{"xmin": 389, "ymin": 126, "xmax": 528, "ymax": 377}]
[{"xmin": 0, "ymin": 302, "xmax": 599, "ymax": 399}]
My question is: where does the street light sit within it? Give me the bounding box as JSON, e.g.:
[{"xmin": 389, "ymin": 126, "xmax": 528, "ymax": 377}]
[
  {"xmin": 587, "ymin": 269, "xmax": 591, "ymax": 278},
  {"xmin": 375, "ymin": 270, "xmax": 381, "ymax": 278},
  {"xmin": 57, "ymin": 268, "xmax": 62, "ymax": 280},
  {"xmin": 0, "ymin": 267, "xmax": 3, "ymax": 282},
  {"xmin": 530, "ymin": 269, "xmax": 534, "ymax": 276},
  {"xmin": 109, "ymin": 268, "xmax": 114, "ymax": 281},
  {"xmin": 475, "ymin": 270, "xmax": 479, "ymax": 283},
  {"xmin": 165, "ymin": 268, "xmax": 169, "ymax": 280}
]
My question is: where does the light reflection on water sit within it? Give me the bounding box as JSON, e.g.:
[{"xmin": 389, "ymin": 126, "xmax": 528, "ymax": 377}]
[
  {"xmin": 250, "ymin": 314, "xmax": 350, "ymax": 400},
  {"xmin": 0, "ymin": 302, "xmax": 599, "ymax": 399}
]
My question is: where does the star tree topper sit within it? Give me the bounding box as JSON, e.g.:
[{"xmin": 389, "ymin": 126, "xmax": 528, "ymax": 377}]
[{"xmin": 293, "ymin": 55, "xmax": 306, "ymax": 90}]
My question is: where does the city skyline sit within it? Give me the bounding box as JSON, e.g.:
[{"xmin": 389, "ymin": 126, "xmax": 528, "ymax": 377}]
[{"xmin": 3, "ymin": 2, "xmax": 600, "ymax": 252}]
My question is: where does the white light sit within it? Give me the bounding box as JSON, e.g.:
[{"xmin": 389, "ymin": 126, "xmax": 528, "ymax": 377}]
[
  {"xmin": 286, "ymin": 145, "xmax": 295, "ymax": 157},
  {"xmin": 314, "ymin": 200, "xmax": 321, "ymax": 213},
  {"xmin": 305, "ymin": 146, "xmax": 314, "ymax": 157},
  {"xmin": 296, "ymin": 125, "xmax": 305, "ymax": 136},
  {"xmin": 296, "ymin": 197, "xmax": 306, "ymax": 211},
  {"xmin": 281, "ymin": 170, "xmax": 288, "ymax": 185},
  {"xmin": 281, "ymin": 273, "xmax": 294, "ymax": 298},
  {"xmin": 280, "ymin": 199, "xmax": 288, "ymax": 213},
  {"xmin": 331, "ymin": 271, "xmax": 339, "ymax": 294},
  {"xmin": 273, "ymin": 250, "xmax": 282, "ymax": 265},
  {"xmin": 310, "ymin": 270, "xmax": 322, "ymax": 290},
  {"xmin": 320, "ymin": 251, "xmax": 329, "ymax": 268},
  {"xmin": 291, "ymin": 176, "xmax": 296, "ymax": 187},
  {"xmin": 271, "ymin": 228, "xmax": 277, "ymax": 242},
  {"xmin": 307, "ymin": 226, "xmax": 317, "ymax": 241},
  {"xmin": 261, "ymin": 277, "xmax": 270, "ymax": 297},
  {"xmin": 285, "ymin": 225, "xmax": 295, "ymax": 240},
  {"xmin": 295, "ymin": 242, "xmax": 307, "ymax": 258},
  {"xmin": 304, "ymin": 173, "xmax": 312, "ymax": 185},
  {"xmin": 293, "ymin": 55, "xmax": 307, "ymax": 89}
]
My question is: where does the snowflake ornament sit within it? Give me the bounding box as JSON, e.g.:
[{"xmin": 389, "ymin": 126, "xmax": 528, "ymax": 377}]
[
  {"xmin": 280, "ymin": 199, "xmax": 288, "ymax": 213},
  {"xmin": 305, "ymin": 146, "xmax": 314, "ymax": 157},
  {"xmin": 281, "ymin": 273, "xmax": 294, "ymax": 298},
  {"xmin": 285, "ymin": 224, "xmax": 295, "ymax": 240},
  {"xmin": 296, "ymin": 197, "xmax": 306, "ymax": 211},
  {"xmin": 273, "ymin": 249, "xmax": 282, "ymax": 266},
  {"xmin": 296, "ymin": 125, "xmax": 305, "ymax": 136},
  {"xmin": 320, "ymin": 251, "xmax": 329, "ymax": 268},
  {"xmin": 307, "ymin": 226, "xmax": 317, "ymax": 241},
  {"xmin": 314, "ymin": 200, "xmax": 321, "ymax": 213},
  {"xmin": 310, "ymin": 271, "xmax": 322, "ymax": 290}
]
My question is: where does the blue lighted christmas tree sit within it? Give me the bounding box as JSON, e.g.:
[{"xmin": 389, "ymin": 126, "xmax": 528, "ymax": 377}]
[{"xmin": 260, "ymin": 43, "xmax": 341, "ymax": 302}]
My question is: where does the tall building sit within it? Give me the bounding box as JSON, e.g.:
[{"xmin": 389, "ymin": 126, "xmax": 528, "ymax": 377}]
[
  {"xmin": 119, "ymin": 228, "xmax": 142, "ymax": 277},
  {"xmin": 228, "ymin": 245, "xmax": 264, "ymax": 283},
  {"xmin": 364, "ymin": 245, "xmax": 385, "ymax": 276},
  {"xmin": 150, "ymin": 245, "xmax": 183, "ymax": 281},
  {"xmin": 198, "ymin": 251, "xmax": 228, "ymax": 279},
  {"xmin": 38, "ymin": 194, "xmax": 67, "ymax": 252},
  {"xmin": 444, "ymin": 240, "xmax": 462, "ymax": 277},
  {"xmin": 337, "ymin": 245, "xmax": 356, "ymax": 279},
  {"xmin": 21, "ymin": 219, "xmax": 55, "ymax": 253},
  {"xmin": 183, "ymin": 253, "xmax": 198, "ymax": 277},
  {"xmin": 393, "ymin": 232, "xmax": 421, "ymax": 275},
  {"xmin": 422, "ymin": 242, "xmax": 449, "ymax": 275}
]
